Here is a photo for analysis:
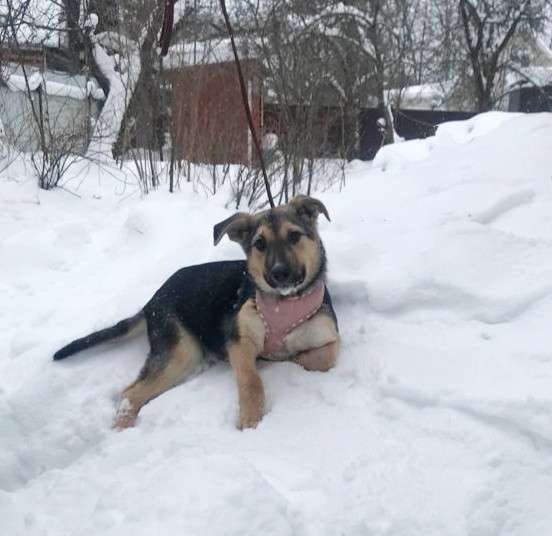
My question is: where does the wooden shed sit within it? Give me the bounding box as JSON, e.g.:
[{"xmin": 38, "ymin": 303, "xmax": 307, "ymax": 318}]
[
  {"xmin": 164, "ymin": 54, "xmax": 262, "ymax": 165},
  {"xmin": 0, "ymin": 58, "xmax": 105, "ymax": 154}
]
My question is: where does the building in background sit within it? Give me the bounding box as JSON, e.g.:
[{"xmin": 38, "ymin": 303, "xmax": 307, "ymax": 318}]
[
  {"xmin": 507, "ymin": 37, "xmax": 552, "ymax": 112},
  {"xmin": 0, "ymin": 61, "xmax": 105, "ymax": 154},
  {"xmin": 163, "ymin": 38, "xmax": 479, "ymax": 164},
  {"xmin": 164, "ymin": 39, "xmax": 261, "ymax": 165},
  {"xmin": 0, "ymin": 1, "xmax": 105, "ymax": 154}
]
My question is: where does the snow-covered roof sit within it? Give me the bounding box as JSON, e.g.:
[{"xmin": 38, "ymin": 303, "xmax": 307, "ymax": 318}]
[
  {"xmin": 507, "ymin": 66, "xmax": 552, "ymax": 89},
  {"xmin": 94, "ymin": 31, "xmax": 137, "ymax": 55},
  {"xmin": 0, "ymin": 0, "xmax": 64, "ymax": 48},
  {"xmin": 506, "ymin": 33, "xmax": 552, "ymax": 88},
  {"xmin": 2, "ymin": 64, "xmax": 105, "ymax": 101},
  {"xmin": 164, "ymin": 37, "xmax": 256, "ymax": 69},
  {"xmin": 534, "ymin": 35, "xmax": 552, "ymax": 65},
  {"xmin": 385, "ymin": 82, "xmax": 454, "ymax": 111}
]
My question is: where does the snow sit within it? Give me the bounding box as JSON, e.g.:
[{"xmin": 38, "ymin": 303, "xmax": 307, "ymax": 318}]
[
  {"xmin": 84, "ymin": 13, "xmax": 99, "ymax": 31},
  {"xmin": 3, "ymin": 64, "xmax": 105, "ymax": 101},
  {"xmin": 307, "ymin": 4, "xmax": 376, "ymax": 60},
  {"xmin": 372, "ymin": 112, "xmax": 521, "ymax": 171},
  {"xmin": 507, "ymin": 66, "xmax": 552, "ymax": 88},
  {"xmin": 386, "ymin": 82, "xmax": 455, "ymax": 111},
  {"xmin": 2, "ymin": 112, "xmax": 552, "ymax": 535},
  {"xmin": 165, "ymin": 37, "xmax": 255, "ymax": 69},
  {"xmin": 90, "ymin": 38, "xmax": 140, "ymax": 155}
]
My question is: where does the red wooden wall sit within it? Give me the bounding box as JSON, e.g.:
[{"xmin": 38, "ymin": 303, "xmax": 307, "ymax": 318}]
[{"xmin": 166, "ymin": 60, "xmax": 262, "ymax": 165}]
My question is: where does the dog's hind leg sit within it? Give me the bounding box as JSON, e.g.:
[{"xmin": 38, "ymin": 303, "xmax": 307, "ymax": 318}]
[
  {"xmin": 285, "ymin": 313, "xmax": 339, "ymax": 372},
  {"xmin": 114, "ymin": 321, "xmax": 203, "ymax": 429},
  {"xmin": 291, "ymin": 340, "xmax": 339, "ymax": 372}
]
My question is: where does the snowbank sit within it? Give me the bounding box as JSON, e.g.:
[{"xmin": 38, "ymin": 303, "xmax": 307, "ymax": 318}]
[
  {"xmin": 1, "ymin": 112, "xmax": 552, "ymax": 535},
  {"xmin": 372, "ymin": 112, "xmax": 521, "ymax": 171}
]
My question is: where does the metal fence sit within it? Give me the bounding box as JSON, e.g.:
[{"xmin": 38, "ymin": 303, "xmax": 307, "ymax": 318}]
[{"xmin": 358, "ymin": 108, "xmax": 477, "ymax": 161}]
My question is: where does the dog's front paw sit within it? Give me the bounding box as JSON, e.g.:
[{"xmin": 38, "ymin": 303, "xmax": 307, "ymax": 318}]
[
  {"xmin": 236, "ymin": 374, "xmax": 265, "ymax": 430},
  {"xmin": 238, "ymin": 404, "xmax": 264, "ymax": 430},
  {"xmin": 113, "ymin": 415, "xmax": 137, "ymax": 430},
  {"xmin": 113, "ymin": 400, "xmax": 138, "ymax": 430},
  {"xmin": 238, "ymin": 389, "xmax": 264, "ymax": 430}
]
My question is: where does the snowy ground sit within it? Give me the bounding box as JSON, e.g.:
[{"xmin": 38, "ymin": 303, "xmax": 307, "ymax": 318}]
[{"xmin": 1, "ymin": 112, "xmax": 552, "ymax": 535}]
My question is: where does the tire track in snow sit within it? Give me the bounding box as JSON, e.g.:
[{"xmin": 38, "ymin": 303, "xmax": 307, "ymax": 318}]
[
  {"xmin": 332, "ymin": 278, "xmax": 552, "ymax": 325},
  {"xmin": 379, "ymin": 383, "xmax": 552, "ymax": 453},
  {"xmin": 471, "ymin": 189, "xmax": 535, "ymax": 226}
]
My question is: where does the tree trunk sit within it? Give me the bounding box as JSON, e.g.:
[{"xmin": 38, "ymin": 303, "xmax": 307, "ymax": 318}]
[{"xmin": 113, "ymin": 2, "xmax": 165, "ymax": 157}]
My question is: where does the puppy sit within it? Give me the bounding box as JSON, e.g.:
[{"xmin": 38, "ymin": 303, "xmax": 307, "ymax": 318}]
[{"xmin": 53, "ymin": 196, "xmax": 339, "ymax": 429}]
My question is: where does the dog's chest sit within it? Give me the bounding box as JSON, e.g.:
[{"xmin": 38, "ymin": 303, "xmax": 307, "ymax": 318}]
[
  {"xmin": 266, "ymin": 312, "xmax": 338, "ymax": 361},
  {"xmin": 254, "ymin": 282, "xmax": 333, "ymax": 360}
]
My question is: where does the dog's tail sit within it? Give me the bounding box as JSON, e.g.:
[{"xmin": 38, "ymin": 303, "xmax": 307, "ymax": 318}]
[{"xmin": 53, "ymin": 311, "xmax": 146, "ymax": 361}]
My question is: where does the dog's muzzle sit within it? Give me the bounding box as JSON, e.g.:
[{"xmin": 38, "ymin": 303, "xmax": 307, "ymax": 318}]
[{"xmin": 265, "ymin": 263, "xmax": 305, "ymax": 292}]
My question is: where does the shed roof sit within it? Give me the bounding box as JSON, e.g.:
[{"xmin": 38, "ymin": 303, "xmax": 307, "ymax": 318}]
[
  {"xmin": 384, "ymin": 82, "xmax": 457, "ymax": 111},
  {"xmin": 2, "ymin": 63, "xmax": 105, "ymax": 100},
  {"xmin": 507, "ymin": 66, "xmax": 552, "ymax": 89},
  {"xmin": 164, "ymin": 37, "xmax": 256, "ymax": 70}
]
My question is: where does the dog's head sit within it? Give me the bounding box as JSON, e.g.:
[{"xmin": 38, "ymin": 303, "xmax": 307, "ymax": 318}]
[{"xmin": 214, "ymin": 196, "xmax": 330, "ymax": 296}]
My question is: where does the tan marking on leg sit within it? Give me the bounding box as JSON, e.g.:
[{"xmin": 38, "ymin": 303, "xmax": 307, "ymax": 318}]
[
  {"xmin": 228, "ymin": 299, "xmax": 266, "ymax": 429},
  {"xmin": 114, "ymin": 327, "xmax": 203, "ymax": 429},
  {"xmin": 292, "ymin": 340, "xmax": 339, "ymax": 372},
  {"xmin": 120, "ymin": 316, "xmax": 147, "ymax": 339},
  {"xmin": 284, "ymin": 312, "xmax": 338, "ymax": 356}
]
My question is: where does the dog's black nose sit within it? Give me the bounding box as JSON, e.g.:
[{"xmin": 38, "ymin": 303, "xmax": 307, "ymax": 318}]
[{"xmin": 271, "ymin": 263, "xmax": 291, "ymax": 284}]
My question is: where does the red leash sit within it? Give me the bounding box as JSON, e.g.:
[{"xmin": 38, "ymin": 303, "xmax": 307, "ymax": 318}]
[
  {"xmin": 218, "ymin": 0, "xmax": 274, "ymax": 207},
  {"xmin": 158, "ymin": 0, "xmax": 175, "ymax": 57}
]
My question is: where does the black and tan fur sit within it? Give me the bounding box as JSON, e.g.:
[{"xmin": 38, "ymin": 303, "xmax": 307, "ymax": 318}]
[{"xmin": 53, "ymin": 196, "xmax": 339, "ymax": 430}]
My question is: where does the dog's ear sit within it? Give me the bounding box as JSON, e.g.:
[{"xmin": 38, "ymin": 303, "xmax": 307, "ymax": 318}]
[
  {"xmin": 290, "ymin": 195, "xmax": 330, "ymax": 224},
  {"xmin": 213, "ymin": 213, "xmax": 254, "ymax": 247}
]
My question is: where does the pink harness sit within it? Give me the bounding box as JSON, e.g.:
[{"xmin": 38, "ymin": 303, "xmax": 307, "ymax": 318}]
[{"xmin": 255, "ymin": 279, "xmax": 325, "ymax": 359}]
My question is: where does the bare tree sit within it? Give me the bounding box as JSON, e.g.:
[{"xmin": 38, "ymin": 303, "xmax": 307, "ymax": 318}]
[
  {"xmin": 303, "ymin": 0, "xmax": 426, "ymax": 145},
  {"xmin": 458, "ymin": 0, "xmax": 547, "ymax": 111}
]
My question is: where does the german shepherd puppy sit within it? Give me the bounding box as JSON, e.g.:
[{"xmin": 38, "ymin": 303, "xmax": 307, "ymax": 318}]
[{"xmin": 53, "ymin": 196, "xmax": 339, "ymax": 429}]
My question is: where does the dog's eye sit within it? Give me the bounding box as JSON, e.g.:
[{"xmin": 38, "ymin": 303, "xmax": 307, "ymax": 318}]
[
  {"xmin": 254, "ymin": 236, "xmax": 267, "ymax": 252},
  {"xmin": 287, "ymin": 231, "xmax": 302, "ymax": 245}
]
